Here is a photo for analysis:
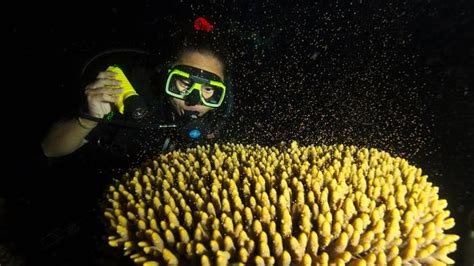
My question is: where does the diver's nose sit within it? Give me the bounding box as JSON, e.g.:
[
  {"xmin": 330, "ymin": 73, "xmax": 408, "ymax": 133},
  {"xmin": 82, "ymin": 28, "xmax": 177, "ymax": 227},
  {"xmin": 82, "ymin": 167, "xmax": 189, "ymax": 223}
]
[{"xmin": 184, "ymin": 90, "xmax": 201, "ymax": 106}]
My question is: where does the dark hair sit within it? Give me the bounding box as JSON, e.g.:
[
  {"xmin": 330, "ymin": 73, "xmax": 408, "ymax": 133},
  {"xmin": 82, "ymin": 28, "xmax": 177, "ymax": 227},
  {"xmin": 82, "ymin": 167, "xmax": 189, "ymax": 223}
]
[{"xmin": 170, "ymin": 20, "xmax": 228, "ymax": 73}]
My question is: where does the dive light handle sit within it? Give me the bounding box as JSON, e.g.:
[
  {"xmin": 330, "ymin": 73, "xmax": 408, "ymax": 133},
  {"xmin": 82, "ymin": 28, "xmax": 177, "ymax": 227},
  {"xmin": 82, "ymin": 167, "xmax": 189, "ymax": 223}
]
[{"xmin": 106, "ymin": 65, "xmax": 139, "ymax": 115}]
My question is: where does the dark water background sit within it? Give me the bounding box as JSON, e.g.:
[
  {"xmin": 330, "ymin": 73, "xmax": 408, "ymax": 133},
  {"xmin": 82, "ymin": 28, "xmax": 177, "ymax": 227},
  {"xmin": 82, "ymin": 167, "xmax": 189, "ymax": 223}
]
[{"xmin": 3, "ymin": 0, "xmax": 473, "ymax": 265}]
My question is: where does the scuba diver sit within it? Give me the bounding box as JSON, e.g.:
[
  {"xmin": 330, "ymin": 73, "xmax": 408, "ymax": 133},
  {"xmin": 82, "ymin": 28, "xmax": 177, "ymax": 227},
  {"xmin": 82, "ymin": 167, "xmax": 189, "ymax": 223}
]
[
  {"xmin": 41, "ymin": 17, "xmax": 234, "ymax": 166},
  {"xmin": 32, "ymin": 17, "xmax": 234, "ymax": 264}
]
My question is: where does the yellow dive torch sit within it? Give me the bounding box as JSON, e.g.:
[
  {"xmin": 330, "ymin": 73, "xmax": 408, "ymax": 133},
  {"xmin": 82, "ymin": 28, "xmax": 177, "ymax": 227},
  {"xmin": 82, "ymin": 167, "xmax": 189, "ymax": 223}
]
[{"xmin": 106, "ymin": 65, "xmax": 148, "ymax": 119}]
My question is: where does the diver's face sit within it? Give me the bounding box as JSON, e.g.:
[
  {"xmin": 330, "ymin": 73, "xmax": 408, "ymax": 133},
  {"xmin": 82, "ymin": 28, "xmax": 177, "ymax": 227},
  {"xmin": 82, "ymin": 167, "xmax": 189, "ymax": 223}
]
[{"xmin": 169, "ymin": 51, "xmax": 224, "ymax": 117}]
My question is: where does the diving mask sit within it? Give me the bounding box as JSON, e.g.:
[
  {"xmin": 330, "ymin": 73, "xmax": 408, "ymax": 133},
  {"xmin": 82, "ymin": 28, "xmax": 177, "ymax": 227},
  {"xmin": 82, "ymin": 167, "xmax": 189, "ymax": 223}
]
[{"xmin": 165, "ymin": 65, "xmax": 226, "ymax": 108}]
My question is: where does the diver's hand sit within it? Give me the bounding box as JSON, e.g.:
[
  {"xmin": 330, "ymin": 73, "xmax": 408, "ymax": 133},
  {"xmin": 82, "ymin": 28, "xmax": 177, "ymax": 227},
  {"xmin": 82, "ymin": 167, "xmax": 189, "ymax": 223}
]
[{"xmin": 84, "ymin": 71, "xmax": 122, "ymax": 119}]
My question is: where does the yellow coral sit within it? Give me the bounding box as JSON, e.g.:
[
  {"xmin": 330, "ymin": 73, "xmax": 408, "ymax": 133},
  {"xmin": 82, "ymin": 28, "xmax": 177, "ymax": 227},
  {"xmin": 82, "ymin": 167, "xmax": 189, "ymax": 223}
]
[{"xmin": 103, "ymin": 142, "xmax": 458, "ymax": 265}]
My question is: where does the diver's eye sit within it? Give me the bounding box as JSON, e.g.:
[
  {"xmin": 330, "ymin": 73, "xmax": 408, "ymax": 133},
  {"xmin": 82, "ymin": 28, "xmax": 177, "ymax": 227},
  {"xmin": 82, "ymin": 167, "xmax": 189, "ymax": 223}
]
[
  {"xmin": 201, "ymin": 85, "xmax": 215, "ymax": 99},
  {"xmin": 175, "ymin": 77, "xmax": 192, "ymax": 92}
]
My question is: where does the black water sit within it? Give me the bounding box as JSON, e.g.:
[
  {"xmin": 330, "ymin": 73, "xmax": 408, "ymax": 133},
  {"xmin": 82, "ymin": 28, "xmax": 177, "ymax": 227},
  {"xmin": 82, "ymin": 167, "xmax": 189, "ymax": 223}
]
[{"xmin": 3, "ymin": 1, "xmax": 473, "ymax": 265}]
